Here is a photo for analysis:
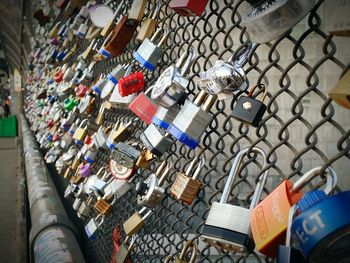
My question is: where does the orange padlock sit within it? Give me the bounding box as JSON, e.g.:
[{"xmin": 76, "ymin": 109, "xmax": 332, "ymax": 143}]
[{"xmin": 250, "ymin": 166, "xmax": 336, "ymax": 258}]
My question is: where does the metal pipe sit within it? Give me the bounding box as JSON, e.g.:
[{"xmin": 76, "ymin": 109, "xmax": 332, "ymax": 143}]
[{"xmin": 20, "ymin": 114, "xmax": 86, "ymax": 263}]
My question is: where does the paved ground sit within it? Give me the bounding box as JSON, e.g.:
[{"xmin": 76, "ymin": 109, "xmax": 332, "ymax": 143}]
[{"xmin": 0, "ymin": 137, "xmax": 27, "ymax": 263}]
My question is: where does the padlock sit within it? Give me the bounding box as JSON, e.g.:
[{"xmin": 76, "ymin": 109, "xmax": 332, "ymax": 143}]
[
  {"xmin": 169, "ymin": 0, "xmax": 209, "ymax": 16},
  {"xmin": 94, "ymin": 198, "xmax": 115, "ymax": 215},
  {"xmin": 84, "ymin": 214, "xmax": 105, "ymax": 240},
  {"xmin": 128, "ymin": 0, "xmax": 147, "ymax": 21},
  {"xmin": 135, "ymin": 149, "xmax": 154, "ymax": 169},
  {"xmin": 109, "ymin": 159, "xmax": 135, "ymax": 181},
  {"xmin": 101, "ymin": 16, "xmax": 139, "ymax": 57},
  {"xmin": 201, "ymin": 147, "xmax": 269, "ymax": 254},
  {"xmin": 63, "ymin": 166, "xmax": 73, "ymax": 179},
  {"xmin": 135, "ymin": 160, "xmax": 172, "ymax": 208},
  {"xmin": 76, "ymin": 20, "xmax": 89, "ymax": 38},
  {"xmin": 123, "ymin": 207, "xmax": 152, "ymax": 236},
  {"xmin": 89, "ymin": 3, "xmax": 114, "ymax": 29},
  {"xmin": 129, "ymin": 87, "xmax": 158, "ymax": 125},
  {"xmin": 49, "ymin": 22, "xmax": 61, "ymax": 38},
  {"xmin": 151, "ymin": 47, "xmax": 197, "ymax": 108},
  {"xmin": 77, "ymin": 201, "xmax": 91, "ymax": 218},
  {"xmin": 78, "ymin": 61, "xmax": 97, "ymax": 86},
  {"xmin": 276, "ymin": 205, "xmax": 306, "ymax": 263},
  {"xmin": 79, "ymin": 163, "xmax": 92, "ymax": 178},
  {"xmin": 92, "ymin": 74, "xmax": 108, "ymax": 96},
  {"xmin": 63, "ymin": 97, "xmax": 79, "ymax": 111},
  {"xmin": 81, "ymin": 39, "xmax": 99, "ymax": 62},
  {"xmin": 106, "ymin": 120, "xmax": 134, "ymax": 150},
  {"xmin": 250, "ymin": 166, "xmax": 337, "ymax": 257},
  {"xmin": 112, "ymin": 142, "xmax": 141, "ymax": 169},
  {"xmin": 170, "ymin": 156, "xmax": 205, "ymax": 205},
  {"xmin": 72, "ymin": 197, "xmax": 82, "ymax": 211},
  {"xmin": 72, "ymin": 119, "xmax": 89, "ymax": 146},
  {"xmin": 134, "ymin": 27, "xmax": 169, "ymax": 71},
  {"xmin": 71, "ymin": 151, "xmax": 82, "ymax": 171},
  {"xmin": 101, "ymin": 64, "xmax": 128, "ymax": 100},
  {"xmin": 109, "ymin": 66, "xmax": 137, "ymax": 106},
  {"xmin": 231, "ymin": 83, "xmax": 268, "ymax": 127},
  {"xmin": 198, "ymin": 43, "xmax": 254, "ymax": 99},
  {"xmin": 140, "ymin": 124, "xmax": 172, "ymax": 157},
  {"xmin": 115, "ymin": 235, "xmax": 136, "ymax": 263},
  {"xmin": 93, "ymin": 126, "xmax": 111, "ymax": 149},
  {"xmin": 118, "ymin": 72, "xmax": 145, "ymax": 97},
  {"xmin": 83, "ymin": 167, "xmax": 110, "ymax": 196},
  {"xmin": 329, "ymin": 69, "xmax": 350, "ymax": 109},
  {"xmin": 152, "ymin": 105, "xmax": 181, "ymax": 130},
  {"xmin": 175, "ymin": 239, "xmax": 198, "ymax": 263},
  {"xmin": 84, "ymin": 144, "xmax": 97, "ymax": 164},
  {"xmin": 243, "ymin": 0, "xmax": 316, "ymax": 43},
  {"xmin": 95, "ymin": 101, "xmax": 112, "ymax": 125},
  {"xmin": 78, "ymin": 95, "xmax": 95, "ymax": 115},
  {"xmin": 291, "ymin": 188, "xmax": 350, "ymax": 263},
  {"xmin": 136, "ymin": 1, "xmax": 160, "ymax": 41},
  {"xmin": 100, "ymin": 1, "xmax": 124, "ymax": 38},
  {"xmin": 75, "ymin": 84, "xmax": 88, "ymax": 97},
  {"xmin": 66, "ymin": 118, "xmax": 80, "ymax": 137},
  {"xmin": 105, "ymin": 166, "xmax": 134, "ymax": 200},
  {"xmin": 168, "ymin": 91, "xmax": 217, "ymax": 149}
]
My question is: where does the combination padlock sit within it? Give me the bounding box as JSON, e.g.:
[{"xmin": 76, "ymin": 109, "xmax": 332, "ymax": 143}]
[
  {"xmin": 129, "ymin": 87, "xmax": 158, "ymax": 125},
  {"xmin": 115, "ymin": 235, "xmax": 136, "ymax": 263},
  {"xmin": 291, "ymin": 189, "xmax": 350, "ymax": 263},
  {"xmin": 84, "ymin": 214, "xmax": 105, "ymax": 240},
  {"xmin": 151, "ymin": 47, "xmax": 197, "ymax": 108},
  {"xmin": 250, "ymin": 166, "xmax": 337, "ymax": 257},
  {"xmin": 198, "ymin": 43, "xmax": 254, "ymax": 99},
  {"xmin": 72, "ymin": 119, "xmax": 89, "ymax": 146},
  {"xmin": 135, "ymin": 160, "xmax": 172, "ymax": 208},
  {"xmin": 118, "ymin": 71, "xmax": 145, "ymax": 97},
  {"xmin": 169, "ymin": 0, "xmax": 209, "ymax": 16},
  {"xmin": 134, "ymin": 27, "xmax": 169, "ymax": 71},
  {"xmin": 168, "ymin": 90, "xmax": 217, "ymax": 149},
  {"xmin": 106, "ymin": 120, "xmax": 134, "ymax": 150},
  {"xmin": 112, "ymin": 142, "xmax": 141, "ymax": 169},
  {"xmin": 140, "ymin": 124, "xmax": 172, "ymax": 157},
  {"xmin": 201, "ymin": 147, "xmax": 269, "ymax": 255},
  {"xmin": 123, "ymin": 207, "xmax": 152, "ymax": 235},
  {"xmin": 276, "ymin": 204, "xmax": 306, "ymax": 263},
  {"xmin": 231, "ymin": 83, "xmax": 268, "ymax": 127},
  {"xmin": 243, "ymin": 0, "xmax": 316, "ymax": 43},
  {"xmin": 136, "ymin": 1, "xmax": 160, "ymax": 41},
  {"xmin": 128, "ymin": 0, "xmax": 147, "ymax": 21},
  {"xmin": 109, "ymin": 158, "xmax": 135, "ymax": 181},
  {"xmin": 170, "ymin": 156, "xmax": 205, "ymax": 205},
  {"xmin": 329, "ymin": 68, "xmax": 350, "ymax": 109}
]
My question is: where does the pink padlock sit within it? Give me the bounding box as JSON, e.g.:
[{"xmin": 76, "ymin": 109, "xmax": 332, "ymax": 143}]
[
  {"xmin": 46, "ymin": 119, "xmax": 54, "ymax": 128},
  {"xmin": 76, "ymin": 84, "xmax": 89, "ymax": 97},
  {"xmin": 52, "ymin": 133, "xmax": 61, "ymax": 142},
  {"xmin": 79, "ymin": 163, "xmax": 92, "ymax": 177}
]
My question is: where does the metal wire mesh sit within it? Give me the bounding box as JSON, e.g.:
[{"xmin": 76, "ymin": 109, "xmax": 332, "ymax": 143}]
[{"xmin": 26, "ymin": 0, "xmax": 350, "ymax": 262}]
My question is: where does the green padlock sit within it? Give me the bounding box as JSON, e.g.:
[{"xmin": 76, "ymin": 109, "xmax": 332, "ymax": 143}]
[{"xmin": 64, "ymin": 97, "xmax": 79, "ymax": 111}]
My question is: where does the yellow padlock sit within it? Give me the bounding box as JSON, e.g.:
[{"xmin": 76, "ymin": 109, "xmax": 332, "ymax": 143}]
[
  {"xmin": 72, "ymin": 119, "xmax": 89, "ymax": 145},
  {"xmin": 329, "ymin": 69, "xmax": 350, "ymax": 109}
]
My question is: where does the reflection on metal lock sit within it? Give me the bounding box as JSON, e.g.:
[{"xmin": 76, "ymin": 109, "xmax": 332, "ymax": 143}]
[
  {"xmin": 129, "ymin": 87, "xmax": 158, "ymax": 125},
  {"xmin": 72, "ymin": 119, "xmax": 89, "ymax": 146},
  {"xmin": 85, "ymin": 214, "xmax": 105, "ymax": 240},
  {"xmin": 118, "ymin": 72, "xmax": 145, "ymax": 97},
  {"xmin": 291, "ymin": 189, "xmax": 350, "ymax": 263},
  {"xmin": 123, "ymin": 207, "xmax": 152, "ymax": 236},
  {"xmin": 243, "ymin": 0, "xmax": 316, "ymax": 43},
  {"xmin": 140, "ymin": 124, "xmax": 172, "ymax": 157},
  {"xmin": 276, "ymin": 205, "xmax": 306, "ymax": 263},
  {"xmin": 151, "ymin": 47, "xmax": 197, "ymax": 108},
  {"xmin": 168, "ymin": 90, "xmax": 217, "ymax": 149},
  {"xmin": 231, "ymin": 83, "xmax": 268, "ymax": 127},
  {"xmin": 250, "ymin": 166, "xmax": 337, "ymax": 257},
  {"xmin": 170, "ymin": 156, "xmax": 205, "ymax": 205},
  {"xmin": 77, "ymin": 201, "xmax": 90, "ymax": 218},
  {"xmin": 115, "ymin": 235, "xmax": 136, "ymax": 263},
  {"xmin": 201, "ymin": 147, "xmax": 269, "ymax": 255},
  {"xmin": 135, "ymin": 160, "xmax": 172, "ymax": 208},
  {"xmin": 198, "ymin": 43, "xmax": 254, "ymax": 99},
  {"xmin": 329, "ymin": 69, "xmax": 350, "ymax": 109},
  {"xmin": 128, "ymin": 0, "xmax": 147, "ymax": 21},
  {"xmin": 112, "ymin": 142, "xmax": 141, "ymax": 169},
  {"xmin": 169, "ymin": 0, "xmax": 209, "ymax": 16},
  {"xmin": 135, "ymin": 149, "xmax": 153, "ymax": 169},
  {"xmin": 134, "ymin": 27, "xmax": 169, "ymax": 71},
  {"xmin": 136, "ymin": 1, "xmax": 161, "ymax": 41}
]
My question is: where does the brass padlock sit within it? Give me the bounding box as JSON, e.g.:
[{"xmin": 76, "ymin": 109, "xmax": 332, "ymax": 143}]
[
  {"xmin": 135, "ymin": 149, "xmax": 154, "ymax": 169},
  {"xmin": 123, "ymin": 207, "xmax": 152, "ymax": 235},
  {"xmin": 128, "ymin": 0, "xmax": 147, "ymax": 21},
  {"xmin": 94, "ymin": 198, "xmax": 114, "ymax": 215},
  {"xmin": 115, "ymin": 235, "xmax": 135, "ymax": 263},
  {"xmin": 72, "ymin": 119, "xmax": 89, "ymax": 144},
  {"xmin": 170, "ymin": 156, "xmax": 205, "ymax": 205},
  {"xmin": 63, "ymin": 166, "xmax": 72, "ymax": 179},
  {"xmin": 81, "ymin": 39, "xmax": 98, "ymax": 62},
  {"xmin": 71, "ymin": 151, "xmax": 82, "ymax": 171},
  {"xmin": 136, "ymin": 1, "xmax": 160, "ymax": 41},
  {"xmin": 329, "ymin": 69, "xmax": 350, "ymax": 109},
  {"xmin": 95, "ymin": 101, "xmax": 112, "ymax": 125},
  {"xmin": 175, "ymin": 239, "xmax": 198, "ymax": 263},
  {"xmin": 106, "ymin": 120, "xmax": 136, "ymax": 150}
]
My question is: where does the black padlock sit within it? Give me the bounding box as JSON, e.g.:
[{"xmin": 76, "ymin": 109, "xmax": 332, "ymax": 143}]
[{"xmin": 231, "ymin": 83, "xmax": 267, "ymax": 127}]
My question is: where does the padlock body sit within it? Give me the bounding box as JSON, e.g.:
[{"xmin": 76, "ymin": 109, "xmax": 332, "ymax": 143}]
[
  {"xmin": 115, "ymin": 242, "xmax": 131, "ymax": 263},
  {"xmin": 123, "ymin": 212, "xmax": 145, "ymax": 235},
  {"xmin": 72, "ymin": 127, "xmax": 87, "ymax": 145},
  {"xmin": 250, "ymin": 180, "xmax": 303, "ymax": 257},
  {"xmin": 118, "ymin": 72, "xmax": 145, "ymax": 97},
  {"xmin": 85, "ymin": 218, "xmax": 98, "ymax": 240},
  {"xmin": 134, "ymin": 39, "xmax": 164, "ymax": 71},
  {"xmin": 112, "ymin": 142, "xmax": 141, "ymax": 168},
  {"xmin": 329, "ymin": 70, "xmax": 350, "ymax": 109},
  {"xmin": 136, "ymin": 19, "xmax": 157, "ymax": 41},
  {"xmin": 231, "ymin": 96, "xmax": 267, "ymax": 127},
  {"xmin": 169, "ymin": 0, "xmax": 209, "ymax": 16},
  {"xmin": 128, "ymin": 0, "xmax": 147, "ymax": 21},
  {"xmin": 107, "ymin": 127, "xmax": 131, "ymax": 149},
  {"xmin": 129, "ymin": 93, "xmax": 158, "ymax": 125},
  {"xmin": 276, "ymin": 245, "xmax": 306, "ymax": 263},
  {"xmin": 140, "ymin": 124, "xmax": 172, "ymax": 157},
  {"xmin": 152, "ymin": 105, "xmax": 181, "ymax": 130},
  {"xmin": 170, "ymin": 173, "xmax": 202, "ymax": 205},
  {"xmin": 94, "ymin": 199, "xmax": 112, "ymax": 215}
]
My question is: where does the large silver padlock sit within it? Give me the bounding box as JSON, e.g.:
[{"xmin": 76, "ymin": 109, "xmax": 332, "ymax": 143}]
[
  {"xmin": 134, "ymin": 27, "xmax": 169, "ymax": 71},
  {"xmin": 84, "ymin": 214, "xmax": 105, "ymax": 240},
  {"xmin": 200, "ymin": 146, "xmax": 269, "ymax": 255},
  {"xmin": 198, "ymin": 43, "xmax": 255, "ymax": 99},
  {"xmin": 135, "ymin": 160, "xmax": 172, "ymax": 208},
  {"xmin": 151, "ymin": 47, "xmax": 197, "ymax": 108},
  {"xmin": 140, "ymin": 123, "xmax": 172, "ymax": 157}
]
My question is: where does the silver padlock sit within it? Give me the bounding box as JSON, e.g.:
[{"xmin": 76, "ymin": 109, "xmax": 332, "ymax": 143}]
[
  {"xmin": 72, "ymin": 197, "xmax": 82, "ymax": 211},
  {"xmin": 151, "ymin": 47, "xmax": 197, "ymax": 108},
  {"xmin": 100, "ymin": 64, "xmax": 127, "ymax": 99},
  {"xmin": 102, "ymin": 177, "xmax": 134, "ymax": 201},
  {"xmin": 84, "ymin": 143, "xmax": 98, "ymax": 164},
  {"xmin": 62, "ymin": 146, "xmax": 78, "ymax": 163},
  {"xmin": 198, "ymin": 43, "xmax": 255, "ymax": 99},
  {"xmin": 93, "ymin": 126, "xmax": 110, "ymax": 149},
  {"xmin": 78, "ymin": 61, "xmax": 97, "ymax": 86},
  {"xmin": 84, "ymin": 214, "xmax": 105, "ymax": 240},
  {"xmin": 77, "ymin": 200, "xmax": 90, "ymax": 218},
  {"xmin": 140, "ymin": 123, "xmax": 172, "ymax": 157},
  {"xmin": 200, "ymin": 146, "xmax": 269, "ymax": 255},
  {"xmin": 92, "ymin": 74, "xmax": 108, "ymax": 96},
  {"xmin": 83, "ymin": 167, "xmax": 110, "ymax": 196},
  {"xmin": 77, "ymin": 94, "xmax": 94, "ymax": 115},
  {"xmin": 136, "ymin": 160, "xmax": 172, "ymax": 208},
  {"xmin": 152, "ymin": 104, "xmax": 181, "ymax": 130}
]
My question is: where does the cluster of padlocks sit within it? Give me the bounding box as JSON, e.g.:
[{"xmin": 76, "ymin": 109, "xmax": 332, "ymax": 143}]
[{"xmin": 24, "ymin": 0, "xmax": 350, "ymax": 262}]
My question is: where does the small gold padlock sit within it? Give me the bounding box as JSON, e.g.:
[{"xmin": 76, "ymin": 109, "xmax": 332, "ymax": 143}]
[
  {"xmin": 63, "ymin": 166, "xmax": 72, "ymax": 179},
  {"xmin": 94, "ymin": 198, "xmax": 113, "ymax": 215},
  {"xmin": 123, "ymin": 207, "xmax": 152, "ymax": 235},
  {"xmin": 135, "ymin": 149, "xmax": 154, "ymax": 168},
  {"xmin": 136, "ymin": 1, "xmax": 160, "ymax": 41},
  {"xmin": 329, "ymin": 69, "xmax": 350, "ymax": 109},
  {"xmin": 72, "ymin": 119, "xmax": 89, "ymax": 142},
  {"xmin": 96, "ymin": 101, "xmax": 112, "ymax": 125},
  {"xmin": 71, "ymin": 152, "xmax": 82, "ymax": 171}
]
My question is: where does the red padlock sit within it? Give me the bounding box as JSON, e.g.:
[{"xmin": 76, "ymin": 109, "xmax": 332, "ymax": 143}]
[
  {"xmin": 111, "ymin": 226, "xmax": 132, "ymax": 263},
  {"xmin": 54, "ymin": 71, "xmax": 64, "ymax": 83},
  {"xmin": 46, "ymin": 119, "xmax": 55, "ymax": 128},
  {"xmin": 76, "ymin": 84, "xmax": 89, "ymax": 97},
  {"xmin": 52, "ymin": 133, "xmax": 61, "ymax": 142},
  {"xmin": 129, "ymin": 88, "xmax": 158, "ymax": 125},
  {"xmin": 169, "ymin": 0, "xmax": 209, "ymax": 16},
  {"xmin": 118, "ymin": 72, "xmax": 145, "ymax": 97}
]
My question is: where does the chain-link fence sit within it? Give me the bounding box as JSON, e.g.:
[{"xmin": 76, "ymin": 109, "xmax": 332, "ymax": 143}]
[{"xmin": 25, "ymin": 0, "xmax": 350, "ymax": 262}]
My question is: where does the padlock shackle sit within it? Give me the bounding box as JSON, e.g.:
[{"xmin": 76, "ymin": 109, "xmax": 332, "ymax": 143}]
[
  {"xmin": 79, "ymin": 118, "xmax": 89, "ymax": 128},
  {"xmin": 185, "ymin": 156, "xmax": 206, "ymax": 180},
  {"xmin": 156, "ymin": 159, "xmax": 173, "ymax": 186},
  {"xmin": 220, "ymin": 147, "xmax": 268, "ymax": 206},
  {"xmin": 228, "ymin": 42, "xmax": 256, "ymax": 65},
  {"xmin": 175, "ymin": 47, "xmax": 197, "ymax": 76},
  {"xmin": 139, "ymin": 207, "xmax": 153, "ymax": 219},
  {"xmin": 149, "ymin": 0, "xmax": 161, "ymax": 20},
  {"xmin": 291, "ymin": 166, "xmax": 338, "ymax": 194},
  {"xmin": 178, "ymin": 239, "xmax": 198, "ymax": 261},
  {"xmin": 201, "ymin": 94, "xmax": 217, "ymax": 112},
  {"xmin": 193, "ymin": 90, "xmax": 209, "ymax": 106},
  {"xmin": 285, "ymin": 204, "xmax": 298, "ymax": 246},
  {"xmin": 247, "ymin": 83, "xmax": 268, "ymax": 102},
  {"xmin": 124, "ymin": 64, "xmax": 133, "ymax": 77}
]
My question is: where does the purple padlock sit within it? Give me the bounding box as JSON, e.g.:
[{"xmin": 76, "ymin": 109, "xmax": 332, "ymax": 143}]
[
  {"xmin": 50, "ymin": 37, "xmax": 59, "ymax": 45},
  {"xmin": 79, "ymin": 163, "xmax": 92, "ymax": 177}
]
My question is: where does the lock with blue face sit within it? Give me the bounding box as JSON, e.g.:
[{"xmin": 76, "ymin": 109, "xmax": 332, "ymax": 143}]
[{"xmin": 291, "ymin": 190, "xmax": 350, "ymax": 263}]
